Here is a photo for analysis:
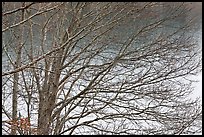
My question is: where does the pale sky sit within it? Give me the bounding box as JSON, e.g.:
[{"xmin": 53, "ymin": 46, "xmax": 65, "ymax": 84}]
[{"xmin": 191, "ymin": 2, "xmax": 202, "ymax": 100}]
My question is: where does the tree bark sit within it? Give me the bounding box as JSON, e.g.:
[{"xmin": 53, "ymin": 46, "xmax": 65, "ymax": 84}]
[{"xmin": 11, "ymin": 2, "xmax": 25, "ymax": 135}]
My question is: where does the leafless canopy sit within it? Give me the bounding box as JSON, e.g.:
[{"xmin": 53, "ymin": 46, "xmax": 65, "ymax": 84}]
[{"xmin": 2, "ymin": 2, "xmax": 202, "ymax": 135}]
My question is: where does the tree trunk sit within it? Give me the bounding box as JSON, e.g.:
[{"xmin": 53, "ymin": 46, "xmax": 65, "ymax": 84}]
[
  {"xmin": 11, "ymin": 2, "xmax": 25, "ymax": 135},
  {"xmin": 11, "ymin": 71, "xmax": 18, "ymax": 135},
  {"xmin": 37, "ymin": 36, "xmax": 65, "ymax": 135}
]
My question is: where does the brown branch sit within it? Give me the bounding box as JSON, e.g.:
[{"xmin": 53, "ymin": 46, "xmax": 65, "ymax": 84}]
[{"xmin": 2, "ymin": 2, "xmax": 36, "ymax": 16}]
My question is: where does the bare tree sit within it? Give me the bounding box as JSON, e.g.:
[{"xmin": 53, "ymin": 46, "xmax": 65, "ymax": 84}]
[{"xmin": 2, "ymin": 2, "xmax": 202, "ymax": 135}]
